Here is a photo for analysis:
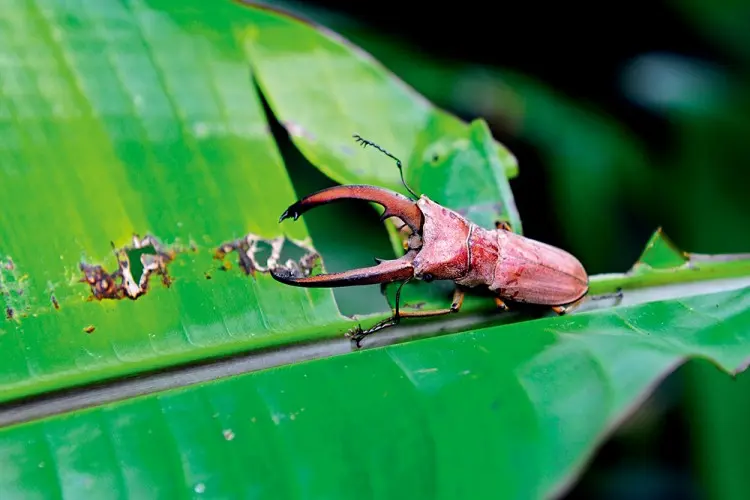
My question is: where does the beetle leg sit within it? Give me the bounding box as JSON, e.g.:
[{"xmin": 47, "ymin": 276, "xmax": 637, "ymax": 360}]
[
  {"xmin": 279, "ymin": 184, "xmax": 423, "ymax": 233},
  {"xmin": 495, "ymin": 220, "xmax": 513, "ymax": 232},
  {"xmin": 347, "ymin": 278, "xmax": 412, "ymax": 346},
  {"xmin": 451, "ymin": 287, "xmax": 465, "ymax": 311},
  {"xmin": 494, "ymin": 297, "xmax": 510, "ymax": 311},
  {"xmin": 347, "ymin": 285, "xmax": 465, "ymax": 347},
  {"xmin": 398, "ymin": 287, "xmax": 466, "ymax": 318}
]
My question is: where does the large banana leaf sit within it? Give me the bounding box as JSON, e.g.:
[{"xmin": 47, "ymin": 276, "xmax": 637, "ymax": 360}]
[
  {"xmin": 2, "ymin": 276, "xmax": 750, "ymax": 499},
  {"xmin": 0, "ymin": 0, "xmax": 522, "ymax": 404},
  {"xmin": 2, "ymin": 1, "xmax": 750, "ymax": 499}
]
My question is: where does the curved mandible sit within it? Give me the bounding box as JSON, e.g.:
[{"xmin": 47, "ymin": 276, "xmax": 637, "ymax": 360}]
[
  {"xmin": 278, "ymin": 184, "xmax": 423, "ymax": 233},
  {"xmin": 270, "ymin": 251, "xmax": 416, "ymax": 288}
]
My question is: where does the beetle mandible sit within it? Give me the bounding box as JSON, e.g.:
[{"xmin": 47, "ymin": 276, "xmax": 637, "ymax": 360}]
[{"xmin": 271, "ymin": 134, "xmax": 590, "ymax": 346}]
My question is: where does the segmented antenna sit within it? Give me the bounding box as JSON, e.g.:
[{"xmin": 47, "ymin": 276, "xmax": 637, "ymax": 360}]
[{"xmin": 352, "ymin": 134, "xmax": 418, "ymax": 199}]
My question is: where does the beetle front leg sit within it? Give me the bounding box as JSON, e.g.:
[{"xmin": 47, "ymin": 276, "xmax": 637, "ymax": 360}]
[{"xmin": 347, "ymin": 285, "xmax": 466, "ymax": 347}]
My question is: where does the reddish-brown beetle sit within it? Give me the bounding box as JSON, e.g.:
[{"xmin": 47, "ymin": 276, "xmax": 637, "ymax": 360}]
[{"xmin": 272, "ymin": 135, "xmax": 591, "ymax": 345}]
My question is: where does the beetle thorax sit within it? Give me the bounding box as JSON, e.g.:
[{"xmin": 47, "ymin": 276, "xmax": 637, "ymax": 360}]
[{"xmin": 411, "ymin": 196, "xmax": 472, "ymax": 281}]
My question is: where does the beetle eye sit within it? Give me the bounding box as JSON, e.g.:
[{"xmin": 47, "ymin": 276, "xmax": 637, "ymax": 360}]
[{"xmin": 423, "ymin": 273, "xmax": 434, "ymax": 282}]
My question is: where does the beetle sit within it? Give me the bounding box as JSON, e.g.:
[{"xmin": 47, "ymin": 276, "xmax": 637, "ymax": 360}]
[{"xmin": 271, "ymin": 134, "xmax": 593, "ymax": 346}]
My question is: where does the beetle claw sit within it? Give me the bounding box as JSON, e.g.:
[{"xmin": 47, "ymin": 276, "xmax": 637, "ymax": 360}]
[
  {"xmin": 346, "ymin": 325, "xmax": 366, "ymax": 348},
  {"xmin": 278, "ymin": 207, "xmax": 300, "ymax": 223}
]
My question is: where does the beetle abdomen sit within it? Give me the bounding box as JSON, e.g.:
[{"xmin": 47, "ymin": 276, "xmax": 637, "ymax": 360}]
[{"xmin": 491, "ymin": 231, "xmax": 589, "ymax": 306}]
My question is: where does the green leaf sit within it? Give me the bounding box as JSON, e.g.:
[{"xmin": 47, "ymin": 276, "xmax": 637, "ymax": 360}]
[
  {"xmin": 3, "ymin": 282, "xmax": 750, "ymax": 499},
  {"xmin": 0, "ymin": 0, "xmax": 357, "ymax": 404},
  {"xmin": 286, "ymin": 22, "xmax": 654, "ymax": 271},
  {"xmin": 240, "ymin": 2, "xmax": 520, "ymax": 232},
  {"xmin": 671, "ymin": 0, "xmax": 750, "ymax": 64},
  {"xmin": 5, "ymin": 2, "xmax": 750, "ymax": 500},
  {"xmin": 0, "ymin": 0, "xmax": 523, "ymax": 405},
  {"xmin": 409, "ymin": 118, "xmax": 522, "ymax": 232},
  {"xmin": 635, "ymin": 228, "xmax": 690, "ymax": 269}
]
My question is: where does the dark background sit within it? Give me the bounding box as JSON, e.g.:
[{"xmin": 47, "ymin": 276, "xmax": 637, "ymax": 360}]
[{"xmin": 279, "ymin": 1, "xmax": 750, "ymax": 498}]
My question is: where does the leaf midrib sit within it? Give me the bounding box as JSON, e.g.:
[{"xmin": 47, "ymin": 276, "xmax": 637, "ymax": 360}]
[{"xmin": 2, "ymin": 273, "xmax": 749, "ymax": 430}]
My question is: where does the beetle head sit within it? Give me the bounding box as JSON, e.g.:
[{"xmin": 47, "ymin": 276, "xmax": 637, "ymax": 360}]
[
  {"xmin": 271, "ymin": 184, "xmax": 420, "ymax": 288},
  {"xmin": 270, "ymin": 187, "xmax": 473, "ymax": 288}
]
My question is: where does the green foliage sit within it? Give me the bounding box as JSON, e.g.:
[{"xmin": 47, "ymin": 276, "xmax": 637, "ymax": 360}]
[
  {"xmin": 1, "ymin": 1, "xmax": 750, "ymax": 499},
  {"xmin": 3, "ymin": 285, "xmax": 750, "ymax": 499},
  {"xmin": 0, "ymin": 0, "xmax": 351, "ymax": 404},
  {"xmin": 243, "ymin": 4, "xmax": 521, "ymax": 235}
]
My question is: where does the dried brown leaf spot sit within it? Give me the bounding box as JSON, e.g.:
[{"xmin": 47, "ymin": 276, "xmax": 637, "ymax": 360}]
[
  {"xmin": 215, "ymin": 233, "xmax": 320, "ymax": 279},
  {"xmin": 80, "ymin": 234, "xmax": 176, "ymax": 301}
]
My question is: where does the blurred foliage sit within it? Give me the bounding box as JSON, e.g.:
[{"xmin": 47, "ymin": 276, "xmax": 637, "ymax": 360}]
[
  {"xmin": 271, "ymin": 1, "xmax": 750, "ymax": 499},
  {"xmin": 0, "ymin": 0, "xmax": 747, "ymax": 496}
]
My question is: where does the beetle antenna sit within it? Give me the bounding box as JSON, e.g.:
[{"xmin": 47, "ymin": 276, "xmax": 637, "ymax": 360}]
[{"xmin": 352, "ymin": 134, "xmax": 419, "ymax": 199}]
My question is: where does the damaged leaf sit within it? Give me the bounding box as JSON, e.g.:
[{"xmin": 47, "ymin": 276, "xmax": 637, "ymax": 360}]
[
  {"xmin": 3, "ymin": 282, "xmax": 750, "ymax": 500},
  {"xmin": 0, "ymin": 0, "xmax": 347, "ymax": 405},
  {"xmin": 79, "ymin": 235, "xmax": 176, "ymax": 301},
  {"xmin": 2, "ymin": 3, "xmax": 750, "ymax": 500},
  {"xmin": 215, "ymin": 235, "xmax": 283, "ymax": 275},
  {"xmin": 214, "ymin": 233, "xmax": 321, "ymax": 278}
]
